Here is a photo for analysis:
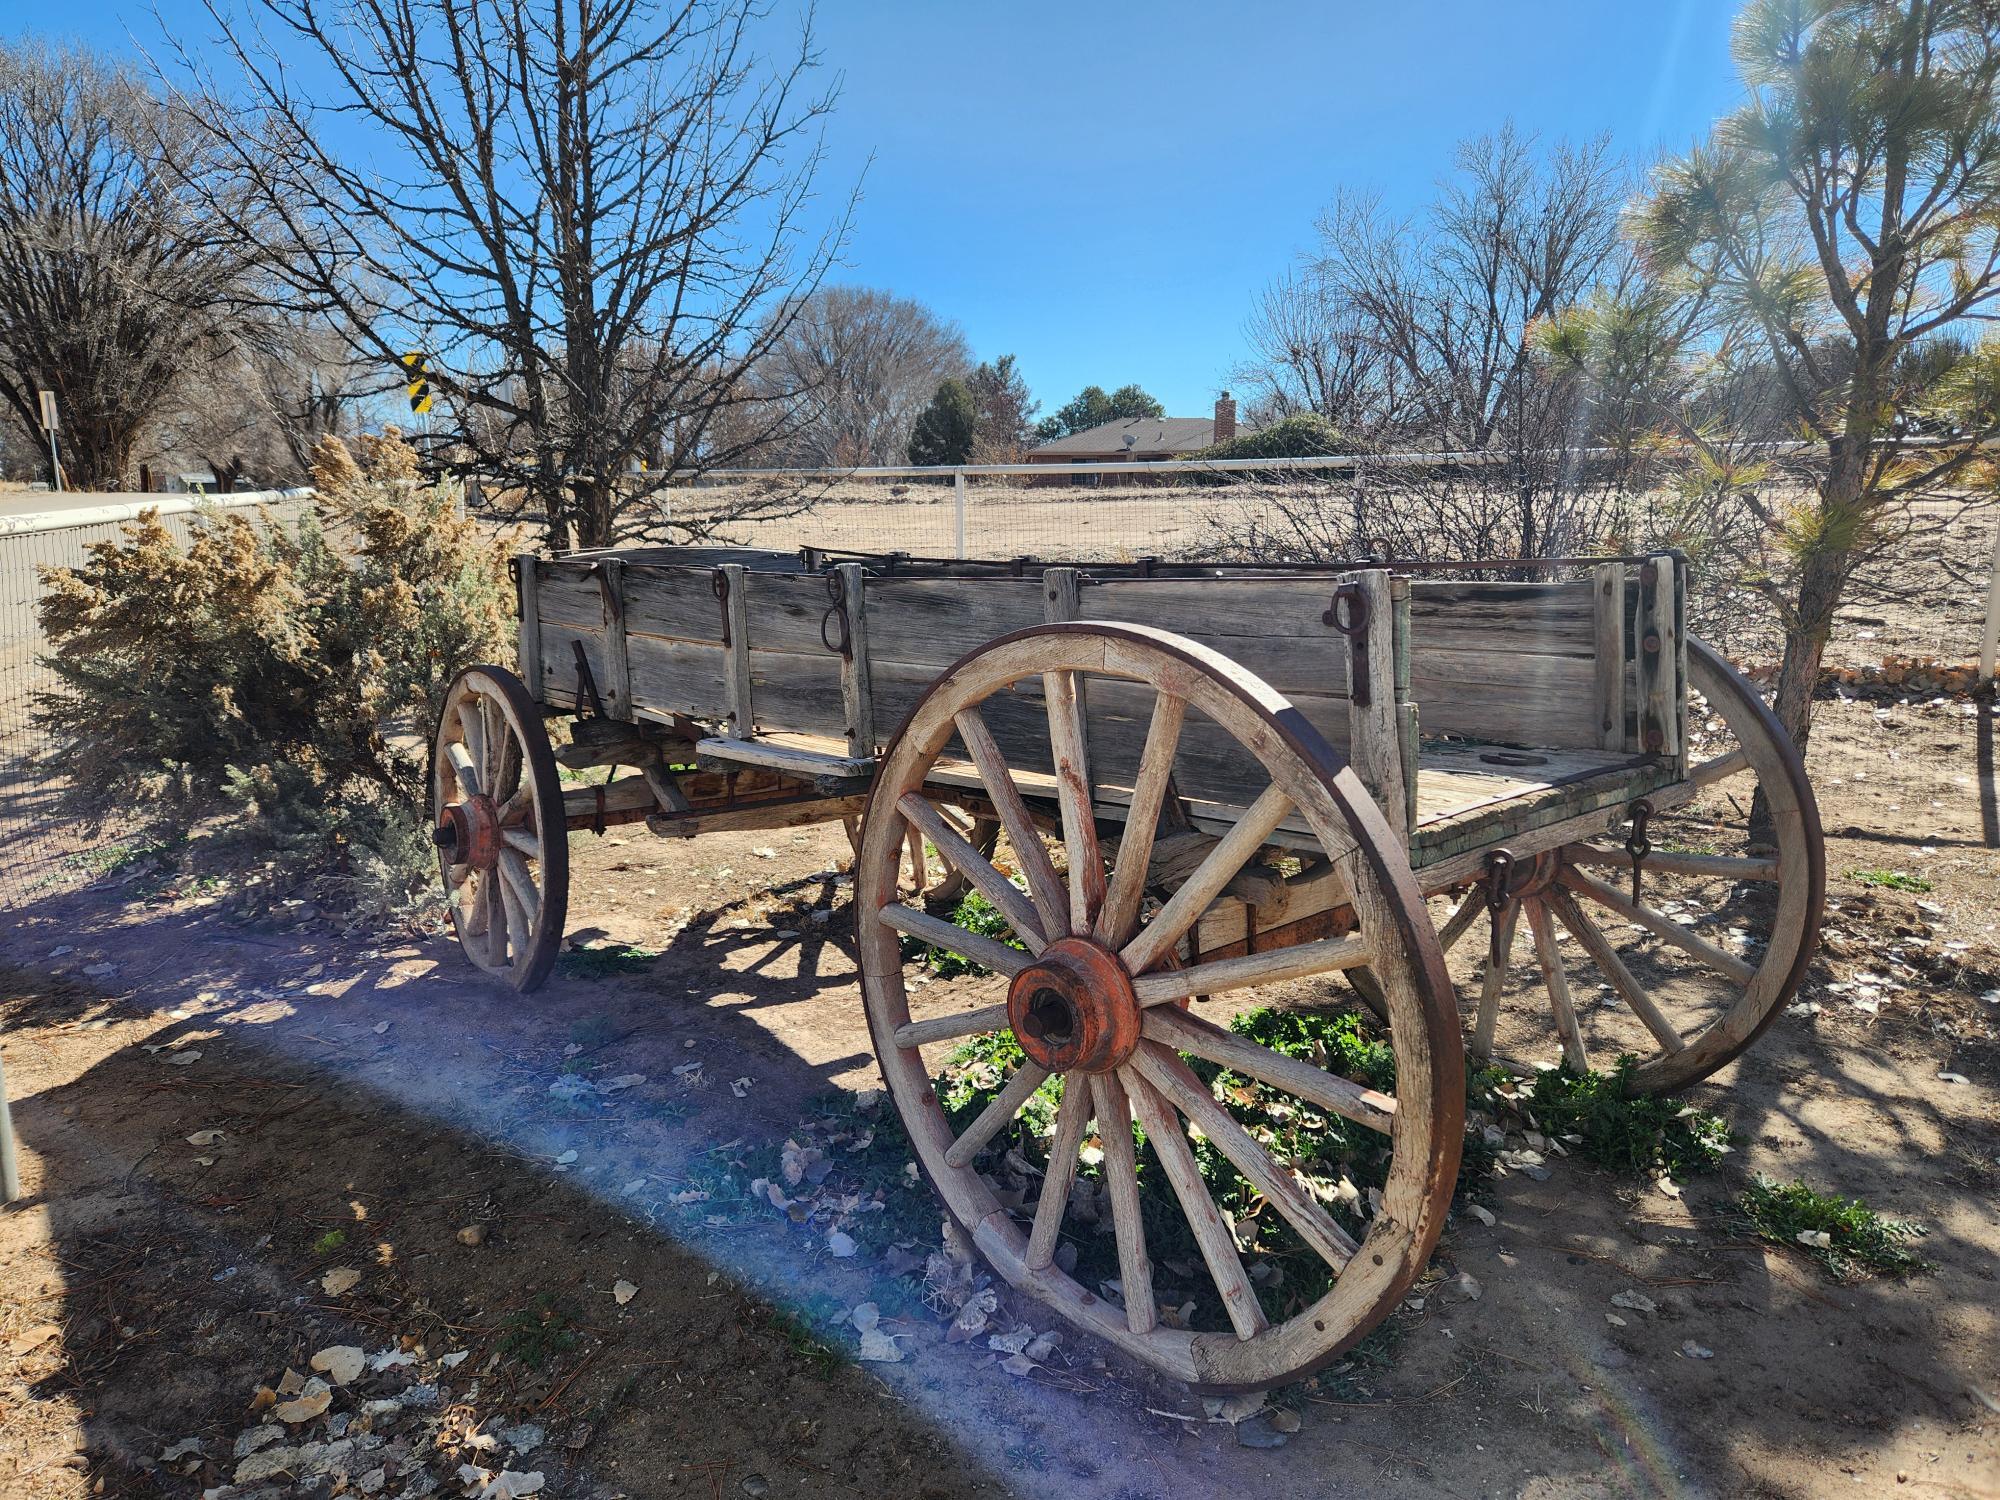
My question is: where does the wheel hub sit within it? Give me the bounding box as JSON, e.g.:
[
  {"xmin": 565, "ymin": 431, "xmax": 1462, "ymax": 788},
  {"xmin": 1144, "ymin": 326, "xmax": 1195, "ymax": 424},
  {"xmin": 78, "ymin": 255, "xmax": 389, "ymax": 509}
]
[
  {"xmin": 433, "ymin": 793, "xmax": 502, "ymax": 871},
  {"xmin": 1005, "ymin": 937, "xmax": 1141, "ymax": 1073}
]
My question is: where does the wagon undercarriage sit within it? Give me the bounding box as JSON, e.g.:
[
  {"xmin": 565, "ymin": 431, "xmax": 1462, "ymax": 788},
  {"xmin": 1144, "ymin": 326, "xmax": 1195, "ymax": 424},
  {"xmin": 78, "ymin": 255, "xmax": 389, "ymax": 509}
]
[{"xmin": 430, "ymin": 544, "xmax": 1824, "ymax": 1390}]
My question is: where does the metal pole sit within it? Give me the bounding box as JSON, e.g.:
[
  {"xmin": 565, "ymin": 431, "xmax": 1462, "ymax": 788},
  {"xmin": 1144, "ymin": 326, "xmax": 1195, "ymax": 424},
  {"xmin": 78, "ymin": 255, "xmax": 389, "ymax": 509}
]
[
  {"xmin": 1980, "ymin": 517, "xmax": 2000, "ymax": 687},
  {"xmin": 953, "ymin": 470, "xmax": 967, "ymax": 560},
  {"xmin": 0, "ymin": 1047, "xmax": 20, "ymax": 1204},
  {"xmin": 46, "ymin": 429, "xmax": 63, "ymax": 493}
]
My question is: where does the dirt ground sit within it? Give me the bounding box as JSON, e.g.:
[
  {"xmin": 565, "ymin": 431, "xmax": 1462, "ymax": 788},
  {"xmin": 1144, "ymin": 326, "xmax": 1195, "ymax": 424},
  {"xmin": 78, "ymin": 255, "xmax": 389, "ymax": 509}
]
[{"xmin": 3, "ymin": 688, "xmax": 1998, "ymax": 1500}]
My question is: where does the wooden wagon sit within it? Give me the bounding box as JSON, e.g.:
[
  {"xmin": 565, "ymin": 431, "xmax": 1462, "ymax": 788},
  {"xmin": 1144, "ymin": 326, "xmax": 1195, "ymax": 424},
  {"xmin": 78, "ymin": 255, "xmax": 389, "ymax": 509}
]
[{"xmin": 429, "ymin": 546, "xmax": 1823, "ymax": 1391}]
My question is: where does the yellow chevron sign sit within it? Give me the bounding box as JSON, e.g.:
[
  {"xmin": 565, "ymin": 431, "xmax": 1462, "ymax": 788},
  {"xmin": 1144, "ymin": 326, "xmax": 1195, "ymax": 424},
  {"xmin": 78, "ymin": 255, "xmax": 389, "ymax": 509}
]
[{"xmin": 403, "ymin": 352, "xmax": 431, "ymax": 415}]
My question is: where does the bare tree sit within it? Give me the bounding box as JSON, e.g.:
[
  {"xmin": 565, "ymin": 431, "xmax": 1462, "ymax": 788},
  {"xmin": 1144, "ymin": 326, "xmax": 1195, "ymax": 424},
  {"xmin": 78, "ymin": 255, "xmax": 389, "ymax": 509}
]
[
  {"xmin": 175, "ymin": 0, "xmax": 853, "ymax": 549},
  {"xmin": 0, "ymin": 40, "xmax": 258, "ymax": 490},
  {"xmin": 741, "ymin": 285, "xmax": 970, "ymax": 466},
  {"xmin": 1230, "ymin": 266, "xmax": 1396, "ymax": 436}
]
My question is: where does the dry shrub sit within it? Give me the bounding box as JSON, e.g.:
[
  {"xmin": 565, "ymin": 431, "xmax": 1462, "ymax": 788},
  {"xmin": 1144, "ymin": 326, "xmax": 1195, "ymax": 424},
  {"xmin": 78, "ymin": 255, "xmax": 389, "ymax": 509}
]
[{"xmin": 36, "ymin": 431, "xmax": 517, "ymax": 916}]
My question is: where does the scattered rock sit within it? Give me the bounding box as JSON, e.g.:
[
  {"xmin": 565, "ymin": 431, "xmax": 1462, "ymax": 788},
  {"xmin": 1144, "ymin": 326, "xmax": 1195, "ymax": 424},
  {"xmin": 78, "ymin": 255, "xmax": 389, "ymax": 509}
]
[
  {"xmin": 740, "ymin": 1477, "xmax": 771, "ymax": 1497},
  {"xmin": 1234, "ymin": 1413, "xmax": 1291, "ymax": 1449},
  {"xmin": 456, "ymin": 1225, "xmax": 486, "ymax": 1247},
  {"xmin": 1681, "ymin": 1340, "xmax": 1715, "ymax": 1360},
  {"xmin": 1610, "ymin": 1290, "xmax": 1657, "ymax": 1315}
]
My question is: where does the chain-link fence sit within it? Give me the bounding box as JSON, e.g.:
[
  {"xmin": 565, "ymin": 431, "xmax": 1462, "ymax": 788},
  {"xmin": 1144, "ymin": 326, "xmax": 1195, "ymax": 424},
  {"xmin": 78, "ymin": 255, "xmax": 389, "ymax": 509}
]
[{"xmin": 0, "ymin": 491, "xmax": 311, "ymax": 911}]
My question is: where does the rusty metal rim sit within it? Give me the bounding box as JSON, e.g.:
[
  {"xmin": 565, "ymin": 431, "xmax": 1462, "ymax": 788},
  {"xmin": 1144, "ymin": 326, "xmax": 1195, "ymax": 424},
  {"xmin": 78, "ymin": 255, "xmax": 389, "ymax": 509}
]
[{"xmin": 856, "ymin": 621, "xmax": 1463, "ymax": 1394}]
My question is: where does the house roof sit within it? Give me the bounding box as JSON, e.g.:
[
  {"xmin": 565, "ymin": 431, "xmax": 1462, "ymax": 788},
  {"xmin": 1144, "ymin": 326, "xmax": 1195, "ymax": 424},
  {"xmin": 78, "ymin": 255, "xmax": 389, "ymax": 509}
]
[{"xmin": 1032, "ymin": 416, "xmax": 1218, "ymax": 456}]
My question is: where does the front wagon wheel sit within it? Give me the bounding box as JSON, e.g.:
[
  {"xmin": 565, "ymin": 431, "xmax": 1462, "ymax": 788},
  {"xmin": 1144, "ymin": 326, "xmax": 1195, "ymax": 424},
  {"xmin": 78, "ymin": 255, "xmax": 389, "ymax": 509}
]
[
  {"xmin": 431, "ymin": 665, "xmax": 570, "ymax": 992},
  {"xmin": 854, "ymin": 622, "xmax": 1463, "ymax": 1393}
]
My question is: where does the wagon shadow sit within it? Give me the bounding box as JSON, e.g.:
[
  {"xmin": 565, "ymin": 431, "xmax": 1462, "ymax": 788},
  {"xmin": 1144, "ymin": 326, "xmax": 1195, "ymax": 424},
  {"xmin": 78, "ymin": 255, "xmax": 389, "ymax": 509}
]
[{"xmin": 0, "ymin": 966, "xmax": 1010, "ymax": 1498}]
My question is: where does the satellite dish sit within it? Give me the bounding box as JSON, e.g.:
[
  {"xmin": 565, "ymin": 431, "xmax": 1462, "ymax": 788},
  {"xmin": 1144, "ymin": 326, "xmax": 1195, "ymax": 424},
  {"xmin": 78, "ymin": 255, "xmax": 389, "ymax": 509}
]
[{"xmin": 1122, "ymin": 432, "xmax": 1137, "ymax": 450}]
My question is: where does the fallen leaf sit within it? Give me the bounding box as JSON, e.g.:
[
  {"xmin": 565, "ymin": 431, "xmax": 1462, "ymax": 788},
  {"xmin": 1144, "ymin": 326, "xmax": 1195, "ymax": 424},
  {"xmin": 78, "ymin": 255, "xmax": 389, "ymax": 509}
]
[
  {"xmin": 164, "ymin": 1049, "xmax": 203, "ymax": 1066},
  {"xmin": 1795, "ymin": 1229, "xmax": 1833, "ymax": 1250},
  {"xmin": 10, "ymin": 1324, "xmax": 60, "ymax": 1355},
  {"xmin": 187, "ymin": 1129, "xmax": 225, "ymax": 1147},
  {"xmin": 857, "ymin": 1327, "xmax": 903, "ymax": 1363},
  {"xmin": 1610, "ymin": 1289, "xmax": 1657, "ymax": 1315},
  {"xmin": 851, "ymin": 1302, "xmax": 881, "ymax": 1332},
  {"xmin": 309, "ymin": 1346, "xmax": 365, "ymax": 1386},
  {"xmin": 827, "ymin": 1229, "xmax": 858, "ymax": 1258},
  {"xmin": 274, "ymin": 1379, "xmax": 332, "ymax": 1423},
  {"xmin": 1656, "ymin": 1177, "xmax": 1682, "ymax": 1199},
  {"xmin": 374, "ymin": 1021, "xmax": 391, "ymax": 1035},
  {"xmin": 321, "ymin": 1267, "xmax": 362, "ymax": 1296},
  {"xmin": 1466, "ymin": 1203, "xmax": 1496, "ymax": 1227},
  {"xmin": 612, "ymin": 1279, "xmax": 638, "ymax": 1306},
  {"xmin": 553, "ymin": 1150, "xmax": 578, "ymax": 1166}
]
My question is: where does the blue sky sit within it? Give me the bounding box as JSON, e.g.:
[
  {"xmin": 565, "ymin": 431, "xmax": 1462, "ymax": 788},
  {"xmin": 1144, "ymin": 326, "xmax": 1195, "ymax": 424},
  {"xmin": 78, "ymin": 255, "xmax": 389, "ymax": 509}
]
[{"xmin": 19, "ymin": 0, "xmax": 1748, "ymax": 417}]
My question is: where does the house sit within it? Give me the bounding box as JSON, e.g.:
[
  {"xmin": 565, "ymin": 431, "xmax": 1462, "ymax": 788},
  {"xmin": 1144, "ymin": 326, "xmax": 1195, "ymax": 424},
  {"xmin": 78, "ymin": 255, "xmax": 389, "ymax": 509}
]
[{"xmin": 1026, "ymin": 394, "xmax": 1240, "ymax": 485}]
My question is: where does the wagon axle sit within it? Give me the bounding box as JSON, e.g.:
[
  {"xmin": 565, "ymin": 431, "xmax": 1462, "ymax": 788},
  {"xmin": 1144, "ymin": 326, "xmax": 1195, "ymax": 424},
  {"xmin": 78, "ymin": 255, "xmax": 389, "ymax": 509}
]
[{"xmin": 432, "ymin": 793, "xmax": 503, "ymax": 871}]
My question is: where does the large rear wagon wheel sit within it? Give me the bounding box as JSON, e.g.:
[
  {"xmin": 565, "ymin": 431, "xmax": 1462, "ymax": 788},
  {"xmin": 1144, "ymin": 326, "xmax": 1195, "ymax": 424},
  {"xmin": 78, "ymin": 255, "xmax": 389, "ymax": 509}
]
[
  {"xmin": 1470, "ymin": 638, "xmax": 1824, "ymax": 1095},
  {"xmin": 431, "ymin": 665, "xmax": 570, "ymax": 992},
  {"xmin": 855, "ymin": 623, "xmax": 1463, "ymax": 1393}
]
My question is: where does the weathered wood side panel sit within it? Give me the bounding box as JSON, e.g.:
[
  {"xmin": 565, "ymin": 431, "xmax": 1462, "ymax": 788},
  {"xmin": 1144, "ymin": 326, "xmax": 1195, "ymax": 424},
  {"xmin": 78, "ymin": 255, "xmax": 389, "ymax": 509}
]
[{"xmin": 1406, "ymin": 577, "xmax": 1602, "ymax": 749}]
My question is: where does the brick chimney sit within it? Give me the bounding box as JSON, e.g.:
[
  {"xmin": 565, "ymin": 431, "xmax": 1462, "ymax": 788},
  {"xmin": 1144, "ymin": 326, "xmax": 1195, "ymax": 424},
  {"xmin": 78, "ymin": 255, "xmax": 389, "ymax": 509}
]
[{"xmin": 1213, "ymin": 391, "xmax": 1237, "ymax": 444}]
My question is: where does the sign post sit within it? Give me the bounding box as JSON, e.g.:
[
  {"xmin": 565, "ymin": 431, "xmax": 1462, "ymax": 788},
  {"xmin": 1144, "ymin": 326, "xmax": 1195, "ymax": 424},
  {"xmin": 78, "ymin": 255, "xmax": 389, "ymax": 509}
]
[
  {"xmin": 37, "ymin": 389, "xmax": 62, "ymax": 493},
  {"xmin": 0, "ymin": 1047, "xmax": 20, "ymax": 1203}
]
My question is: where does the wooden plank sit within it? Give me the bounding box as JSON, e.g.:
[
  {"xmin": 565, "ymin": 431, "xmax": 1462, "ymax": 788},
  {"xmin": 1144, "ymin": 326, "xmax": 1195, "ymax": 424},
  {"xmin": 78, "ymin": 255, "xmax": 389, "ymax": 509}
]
[
  {"xmin": 1393, "ymin": 576, "xmax": 1418, "ymax": 834},
  {"xmin": 718, "ymin": 563, "xmax": 754, "ymax": 735},
  {"xmin": 515, "ymin": 554, "xmax": 543, "ymax": 698},
  {"xmin": 694, "ymin": 735, "xmax": 874, "ymax": 785},
  {"xmin": 1635, "ymin": 553, "xmax": 1679, "ymax": 758},
  {"xmin": 1592, "ymin": 561, "xmax": 1627, "ymax": 752},
  {"xmin": 646, "ymin": 791, "xmax": 868, "ymax": 840},
  {"xmin": 597, "ymin": 559, "xmax": 632, "ymax": 720},
  {"xmin": 1341, "ymin": 569, "xmax": 1406, "ymax": 841},
  {"xmin": 836, "ymin": 562, "xmax": 875, "ymax": 757}
]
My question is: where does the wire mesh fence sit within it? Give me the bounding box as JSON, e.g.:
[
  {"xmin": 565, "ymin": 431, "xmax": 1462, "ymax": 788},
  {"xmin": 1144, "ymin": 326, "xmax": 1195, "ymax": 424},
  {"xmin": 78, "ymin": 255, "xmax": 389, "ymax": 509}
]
[{"xmin": 0, "ymin": 491, "xmax": 311, "ymax": 912}]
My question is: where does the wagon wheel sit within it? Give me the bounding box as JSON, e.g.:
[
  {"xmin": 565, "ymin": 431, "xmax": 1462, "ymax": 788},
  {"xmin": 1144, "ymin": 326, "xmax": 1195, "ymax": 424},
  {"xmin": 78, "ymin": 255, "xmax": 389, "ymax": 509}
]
[
  {"xmin": 855, "ymin": 623, "xmax": 1463, "ymax": 1393},
  {"xmin": 1468, "ymin": 637, "xmax": 1823, "ymax": 1095},
  {"xmin": 431, "ymin": 665, "xmax": 570, "ymax": 992}
]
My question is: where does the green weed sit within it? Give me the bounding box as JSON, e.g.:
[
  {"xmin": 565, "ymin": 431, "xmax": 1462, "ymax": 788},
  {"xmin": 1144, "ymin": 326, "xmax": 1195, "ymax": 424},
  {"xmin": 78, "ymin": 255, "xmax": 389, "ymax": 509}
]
[
  {"xmin": 495, "ymin": 1293, "xmax": 581, "ymax": 1370},
  {"xmin": 311, "ymin": 1229, "xmax": 347, "ymax": 1256},
  {"xmin": 560, "ymin": 945, "xmax": 660, "ymax": 979},
  {"xmin": 1848, "ymin": 868, "xmax": 1933, "ymax": 894},
  {"xmin": 1524, "ymin": 1057, "xmax": 1732, "ymax": 1179},
  {"xmin": 1735, "ymin": 1175, "xmax": 1928, "ymax": 1280}
]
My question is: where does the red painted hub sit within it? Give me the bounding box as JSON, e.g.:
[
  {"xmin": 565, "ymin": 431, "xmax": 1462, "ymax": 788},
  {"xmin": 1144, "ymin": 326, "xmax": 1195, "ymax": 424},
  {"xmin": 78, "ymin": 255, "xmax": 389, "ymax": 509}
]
[
  {"xmin": 1006, "ymin": 937, "xmax": 1142, "ymax": 1074},
  {"xmin": 434, "ymin": 793, "xmax": 503, "ymax": 871}
]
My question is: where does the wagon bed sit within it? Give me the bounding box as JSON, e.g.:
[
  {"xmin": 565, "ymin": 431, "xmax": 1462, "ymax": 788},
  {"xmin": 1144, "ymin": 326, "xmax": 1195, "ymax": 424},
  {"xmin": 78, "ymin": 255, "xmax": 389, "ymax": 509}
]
[{"xmin": 430, "ymin": 540, "xmax": 1821, "ymax": 1393}]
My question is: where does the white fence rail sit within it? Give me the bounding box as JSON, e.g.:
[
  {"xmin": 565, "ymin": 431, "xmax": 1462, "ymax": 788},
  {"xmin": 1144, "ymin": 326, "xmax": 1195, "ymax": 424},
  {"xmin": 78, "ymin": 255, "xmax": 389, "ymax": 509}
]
[{"xmin": 0, "ymin": 489, "xmax": 313, "ymax": 909}]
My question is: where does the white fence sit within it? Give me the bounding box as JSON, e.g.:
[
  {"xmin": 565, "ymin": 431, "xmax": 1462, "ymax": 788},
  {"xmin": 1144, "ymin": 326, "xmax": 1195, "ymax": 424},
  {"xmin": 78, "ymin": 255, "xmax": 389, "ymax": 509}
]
[{"xmin": 0, "ymin": 489, "xmax": 313, "ymax": 909}]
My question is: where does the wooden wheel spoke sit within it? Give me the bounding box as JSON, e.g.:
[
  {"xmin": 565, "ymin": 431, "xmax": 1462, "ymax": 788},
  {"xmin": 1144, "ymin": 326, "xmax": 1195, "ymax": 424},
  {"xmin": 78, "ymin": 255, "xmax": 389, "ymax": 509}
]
[
  {"xmin": 1561, "ymin": 868, "xmax": 1756, "ymax": 985},
  {"xmin": 892, "ymin": 1003, "xmax": 1011, "ymax": 1050},
  {"xmin": 1523, "ymin": 897, "xmax": 1588, "ymax": 1072},
  {"xmin": 904, "ymin": 823, "xmax": 928, "ymax": 896},
  {"xmin": 1043, "ymin": 669, "xmax": 1107, "ymax": 935},
  {"xmin": 1129, "ymin": 1043, "xmax": 1358, "ymax": 1272},
  {"xmin": 1691, "ymin": 746, "xmax": 1750, "ymax": 788},
  {"xmin": 446, "ymin": 740, "xmax": 482, "ymax": 799},
  {"xmin": 460, "ymin": 872, "xmax": 489, "ymax": 935},
  {"xmin": 942, "ymin": 1063, "xmax": 1050, "ymax": 1168},
  {"xmin": 457, "ymin": 698, "xmax": 487, "ymax": 784},
  {"xmin": 1130, "ymin": 933, "xmax": 1372, "ymax": 1007},
  {"xmin": 1545, "ymin": 887, "xmax": 1686, "ymax": 1055},
  {"xmin": 1094, "ymin": 691, "xmax": 1187, "ymax": 947},
  {"xmin": 953, "ymin": 707, "xmax": 1068, "ymax": 936},
  {"xmin": 1087, "ymin": 1072, "xmax": 1157, "ymax": 1335},
  {"xmin": 499, "ymin": 850, "xmax": 539, "ymax": 914},
  {"xmin": 497, "ymin": 786, "xmax": 531, "ymax": 826},
  {"xmin": 1473, "ymin": 900, "xmax": 1520, "ymax": 1059},
  {"xmin": 1122, "ymin": 1070, "xmax": 1267, "ymax": 1341},
  {"xmin": 896, "ymin": 793, "xmax": 1046, "ymax": 953},
  {"xmin": 878, "ymin": 903, "xmax": 1030, "ymax": 978},
  {"xmin": 1140, "ymin": 1004, "xmax": 1395, "ymax": 1134},
  {"xmin": 1025, "ymin": 1082, "xmax": 1095, "ymax": 1270},
  {"xmin": 1436, "ymin": 887, "xmax": 1485, "ymax": 955},
  {"xmin": 1120, "ymin": 782, "xmax": 1293, "ymax": 975},
  {"xmin": 502, "ymin": 828, "xmax": 541, "ymax": 859},
  {"xmin": 1568, "ymin": 846, "xmax": 1779, "ymax": 882}
]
